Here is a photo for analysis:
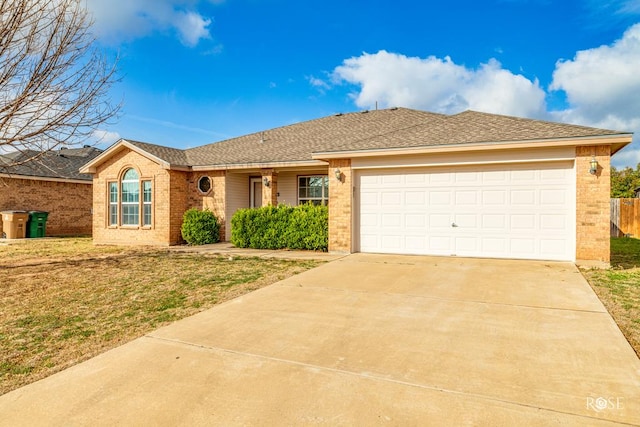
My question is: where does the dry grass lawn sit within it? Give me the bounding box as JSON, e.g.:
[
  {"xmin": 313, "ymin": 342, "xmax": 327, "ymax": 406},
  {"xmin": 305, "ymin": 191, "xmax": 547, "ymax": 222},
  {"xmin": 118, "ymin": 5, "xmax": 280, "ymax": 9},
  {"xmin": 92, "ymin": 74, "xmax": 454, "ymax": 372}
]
[
  {"xmin": 582, "ymin": 237, "xmax": 640, "ymax": 358},
  {"xmin": 0, "ymin": 238, "xmax": 322, "ymax": 395}
]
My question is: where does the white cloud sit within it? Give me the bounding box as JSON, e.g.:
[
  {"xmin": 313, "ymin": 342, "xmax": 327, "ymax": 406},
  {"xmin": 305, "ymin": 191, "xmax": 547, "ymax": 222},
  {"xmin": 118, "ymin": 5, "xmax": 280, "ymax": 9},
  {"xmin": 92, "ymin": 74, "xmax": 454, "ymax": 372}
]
[
  {"xmin": 330, "ymin": 24, "xmax": 640, "ymax": 168},
  {"xmin": 92, "ymin": 129, "xmax": 121, "ymax": 145},
  {"xmin": 550, "ymin": 23, "xmax": 640, "ymax": 128},
  {"xmin": 549, "ymin": 23, "xmax": 640, "ymax": 168},
  {"xmin": 307, "ymin": 75, "xmax": 330, "ymax": 90},
  {"xmin": 85, "ymin": 0, "xmax": 214, "ymax": 47},
  {"xmin": 174, "ymin": 11, "xmax": 211, "ymax": 47},
  {"xmin": 332, "ymin": 51, "xmax": 546, "ymax": 118}
]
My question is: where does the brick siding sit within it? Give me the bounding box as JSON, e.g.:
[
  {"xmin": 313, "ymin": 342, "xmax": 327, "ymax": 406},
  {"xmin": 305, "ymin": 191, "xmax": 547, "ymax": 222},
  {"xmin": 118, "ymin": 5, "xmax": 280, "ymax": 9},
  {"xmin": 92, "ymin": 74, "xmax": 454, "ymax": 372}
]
[
  {"xmin": 92, "ymin": 148, "xmax": 186, "ymax": 246},
  {"xmin": 187, "ymin": 171, "xmax": 226, "ymax": 239},
  {"xmin": 328, "ymin": 159, "xmax": 352, "ymax": 253},
  {"xmin": 576, "ymin": 145, "xmax": 611, "ymax": 263},
  {"xmin": 0, "ymin": 177, "xmax": 93, "ymax": 236}
]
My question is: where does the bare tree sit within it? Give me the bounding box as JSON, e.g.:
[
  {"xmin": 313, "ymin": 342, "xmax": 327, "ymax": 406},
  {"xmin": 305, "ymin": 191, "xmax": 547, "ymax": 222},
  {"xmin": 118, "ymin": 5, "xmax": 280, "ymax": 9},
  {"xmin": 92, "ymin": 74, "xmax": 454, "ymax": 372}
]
[{"xmin": 0, "ymin": 0, "xmax": 119, "ymax": 167}]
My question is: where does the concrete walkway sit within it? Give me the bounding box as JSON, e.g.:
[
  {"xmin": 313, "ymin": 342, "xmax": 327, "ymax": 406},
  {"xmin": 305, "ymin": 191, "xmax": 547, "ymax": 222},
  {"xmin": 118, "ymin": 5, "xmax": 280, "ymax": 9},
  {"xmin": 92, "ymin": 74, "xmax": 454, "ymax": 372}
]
[{"xmin": 1, "ymin": 254, "xmax": 639, "ymax": 425}]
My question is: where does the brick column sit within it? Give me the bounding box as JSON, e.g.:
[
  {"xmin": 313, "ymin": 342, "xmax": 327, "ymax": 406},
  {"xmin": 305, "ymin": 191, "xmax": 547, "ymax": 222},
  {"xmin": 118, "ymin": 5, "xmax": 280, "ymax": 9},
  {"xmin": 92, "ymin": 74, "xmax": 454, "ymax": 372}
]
[
  {"xmin": 261, "ymin": 169, "xmax": 278, "ymax": 206},
  {"xmin": 576, "ymin": 145, "xmax": 611, "ymax": 264},
  {"xmin": 328, "ymin": 159, "xmax": 352, "ymax": 253}
]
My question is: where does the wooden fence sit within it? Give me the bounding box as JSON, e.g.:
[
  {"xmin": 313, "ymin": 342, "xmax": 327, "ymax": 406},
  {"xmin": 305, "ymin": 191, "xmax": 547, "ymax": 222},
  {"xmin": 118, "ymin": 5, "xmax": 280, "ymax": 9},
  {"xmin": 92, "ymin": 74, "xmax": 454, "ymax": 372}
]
[{"xmin": 611, "ymin": 198, "xmax": 640, "ymax": 237}]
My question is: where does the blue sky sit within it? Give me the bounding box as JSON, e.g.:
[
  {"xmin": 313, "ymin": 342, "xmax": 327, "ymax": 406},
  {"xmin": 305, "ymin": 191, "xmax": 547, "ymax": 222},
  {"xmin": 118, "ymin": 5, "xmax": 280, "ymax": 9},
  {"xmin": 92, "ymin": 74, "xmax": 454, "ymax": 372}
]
[{"xmin": 85, "ymin": 0, "xmax": 640, "ymax": 167}]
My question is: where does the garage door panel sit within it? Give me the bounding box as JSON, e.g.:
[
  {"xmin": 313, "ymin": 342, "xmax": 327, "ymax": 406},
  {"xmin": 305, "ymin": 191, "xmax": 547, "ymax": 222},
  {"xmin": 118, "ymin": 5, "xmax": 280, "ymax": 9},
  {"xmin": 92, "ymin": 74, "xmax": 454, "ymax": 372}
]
[
  {"xmin": 429, "ymin": 214, "xmax": 451, "ymax": 228},
  {"xmin": 511, "ymin": 169, "xmax": 537, "ymax": 182},
  {"xmin": 540, "ymin": 239, "xmax": 567, "ymax": 255},
  {"xmin": 358, "ymin": 162, "xmax": 574, "ymax": 261},
  {"xmin": 511, "ymin": 190, "xmax": 536, "ymax": 206},
  {"xmin": 405, "ymin": 214, "xmax": 426, "ymax": 228},
  {"xmin": 429, "ymin": 191, "xmax": 451, "ymax": 205},
  {"xmin": 540, "ymin": 168, "xmax": 570, "ymax": 181},
  {"xmin": 540, "ymin": 189, "xmax": 568, "ymax": 206},
  {"xmin": 429, "ymin": 172, "xmax": 454, "ymax": 185},
  {"xmin": 482, "ymin": 237, "xmax": 508, "ymax": 253},
  {"xmin": 405, "ymin": 174, "xmax": 427, "ymax": 184},
  {"xmin": 540, "ymin": 214, "xmax": 566, "ymax": 230},
  {"xmin": 482, "ymin": 190, "xmax": 507, "ymax": 205},
  {"xmin": 360, "ymin": 213, "xmax": 379, "ymax": 227},
  {"xmin": 428, "ymin": 235, "xmax": 453, "ymax": 252},
  {"xmin": 455, "ymin": 171, "xmax": 481, "ymax": 183},
  {"xmin": 405, "ymin": 236, "xmax": 426, "ymax": 251},
  {"xmin": 453, "ymin": 214, "xmax": 477, "ymax": 228},
  {"xmin": 381, "ymin": 192, "xmax": 402, "ymax": 206},
  {"xmin": 482, "ymin": 170, "xmax": 508, "ymax": 183},
  {"xmin": 381, "ymin": 235, "xmax": 402, "ymax": 250},
  {"xmin": 381, "ymin": 214, "xmax": 401, "ymax": 227},
  {"xmin": 405, "ymin": 191, "xmax": 426, "ymax": 205},
  {"xmin": 510, "ymin": 238, "xmax": 536, "ymax": 255},
  {"xmin": 455, "ymin": 236, "xmax": 479, "ymax": 253},
  {"xmin": 360, "ymin": 191, "xmax": 379, "ymax": 206},
  {"xmin": 381, "ymin": 175, "xmax": 402, "ymax": 185},
  {"xmin": 455, "ymin": 191, "xmax": 478, "ymax": 205},
  {"xmin": 482, "ymin": 214, "xmax": 507, "ymax": 229}
]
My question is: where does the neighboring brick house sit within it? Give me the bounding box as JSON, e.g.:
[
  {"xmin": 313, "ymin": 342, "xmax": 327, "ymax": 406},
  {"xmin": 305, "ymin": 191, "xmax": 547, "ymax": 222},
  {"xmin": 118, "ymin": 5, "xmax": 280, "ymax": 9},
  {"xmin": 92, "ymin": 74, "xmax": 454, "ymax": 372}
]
[
  {"xmin": 81, "ymin": 108, "xmax": 633, "ymax": 264},
  {"xmin": 0, "ymin": 146, "xmax": 102, "ymax": 236}
]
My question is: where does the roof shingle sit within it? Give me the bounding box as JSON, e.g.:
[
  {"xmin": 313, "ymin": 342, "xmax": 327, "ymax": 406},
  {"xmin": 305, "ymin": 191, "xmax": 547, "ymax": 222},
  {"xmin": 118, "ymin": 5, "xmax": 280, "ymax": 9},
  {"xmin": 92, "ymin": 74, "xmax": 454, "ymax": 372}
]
[
  {"xmin": 98, "ymin": 108, "xmax": 631, "ymax": 169},
  {"xmin": 0, "ymin": 147, "xmax": 103, "ymax": 181}
]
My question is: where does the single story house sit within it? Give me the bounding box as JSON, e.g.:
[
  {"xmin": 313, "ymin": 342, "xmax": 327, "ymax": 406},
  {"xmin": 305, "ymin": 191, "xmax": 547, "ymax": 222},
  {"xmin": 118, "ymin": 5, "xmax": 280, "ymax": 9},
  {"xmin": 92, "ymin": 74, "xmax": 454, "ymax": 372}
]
[
  {"xmin": 0, "ymin": 146, "xmax": 102, "ymax": 236},
  {"xmin": 80, "ymin": 108, "xmax": 632, "ymax": 264}
]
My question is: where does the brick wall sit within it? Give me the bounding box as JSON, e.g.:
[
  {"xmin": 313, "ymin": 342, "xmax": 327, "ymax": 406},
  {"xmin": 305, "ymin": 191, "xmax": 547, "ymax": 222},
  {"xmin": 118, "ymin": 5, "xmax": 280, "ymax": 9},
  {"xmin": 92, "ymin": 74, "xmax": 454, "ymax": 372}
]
[
  {"xmin": 187, "ymin": 171, "xmax": 226, "ymax": 240},
  {"xmin": 92, "ymin": 148, "xmax": 182, "ymax": 246},
  {"xmin": 328, "ymin": 159, "xmax": 352, "ymax": 253},
  {"xmin": 576, "ymin": 145, "xmax": 611, "ymax": 263},
  {"xmin": 0, "ymin": 177, "xmax": 93, "ymax": 236}
]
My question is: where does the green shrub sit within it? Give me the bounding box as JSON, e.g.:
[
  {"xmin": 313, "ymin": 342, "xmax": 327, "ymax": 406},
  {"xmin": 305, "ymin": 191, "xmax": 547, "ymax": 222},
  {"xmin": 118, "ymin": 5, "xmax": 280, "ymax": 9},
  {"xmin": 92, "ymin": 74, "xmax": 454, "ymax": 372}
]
[
  {"xmin": 231, "ymin": 204, "xmax": 328, "ymax": 251},
  {"xmin": 181, "ymin": 208, "xmax": 220, "ymax": 245}
]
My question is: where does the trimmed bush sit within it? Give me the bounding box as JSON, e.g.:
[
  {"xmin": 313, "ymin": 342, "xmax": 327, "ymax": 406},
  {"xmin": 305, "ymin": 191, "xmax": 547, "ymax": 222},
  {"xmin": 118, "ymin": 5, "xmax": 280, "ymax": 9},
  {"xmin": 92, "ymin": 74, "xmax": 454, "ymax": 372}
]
[
  {"xmin": 181, "ymin": 208, "xmax": 221, "ymax": 245},
  {"xmin": 231, "ymin": 204, "xmax": 328, "ymax": 251}
]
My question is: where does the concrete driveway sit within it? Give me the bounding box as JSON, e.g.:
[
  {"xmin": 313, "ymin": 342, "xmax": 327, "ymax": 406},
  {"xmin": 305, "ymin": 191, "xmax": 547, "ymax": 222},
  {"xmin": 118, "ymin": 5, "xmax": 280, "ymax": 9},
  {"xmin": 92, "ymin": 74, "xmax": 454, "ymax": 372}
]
[{"xmin": 1, "ymin": 254, "xmax": 639, "ymax": 425}]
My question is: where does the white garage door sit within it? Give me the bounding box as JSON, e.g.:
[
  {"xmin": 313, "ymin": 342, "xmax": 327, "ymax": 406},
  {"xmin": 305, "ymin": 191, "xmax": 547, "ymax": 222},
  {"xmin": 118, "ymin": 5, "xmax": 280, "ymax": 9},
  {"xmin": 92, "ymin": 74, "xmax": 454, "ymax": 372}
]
[{"xmin": 358, "ymin": 162, "xmax": 575, "ymax": 261}]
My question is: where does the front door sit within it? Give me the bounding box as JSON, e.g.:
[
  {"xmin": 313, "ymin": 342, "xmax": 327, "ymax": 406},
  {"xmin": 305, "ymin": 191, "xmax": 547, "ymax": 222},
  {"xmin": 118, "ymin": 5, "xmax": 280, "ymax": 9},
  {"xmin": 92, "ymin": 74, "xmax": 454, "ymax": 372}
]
[{"xmin": 250, "ymin": 177, "xmax": 262, "ymax": 208}]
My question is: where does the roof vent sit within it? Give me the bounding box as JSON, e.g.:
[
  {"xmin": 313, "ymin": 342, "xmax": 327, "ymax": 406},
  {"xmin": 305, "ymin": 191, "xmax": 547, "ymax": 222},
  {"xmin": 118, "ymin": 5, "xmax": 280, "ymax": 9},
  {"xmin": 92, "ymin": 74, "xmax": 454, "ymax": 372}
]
[
  {"xmin": 390, "ymin": 107, "xmax": 398, "ymax": 111},
  {"xmin": 83, "ymin": 144, "xmax": 91, "ymax": 148},
  {"xmin": 361, "ymin": 110, "xmax": 369, "ymax": 114},
  {"xmin": 334, "ymin": 113, "xmax": 343, "ymax": 116},
  {"xmin": 259, "ymin": 131, "xmax": 265, "ymax": 143}
]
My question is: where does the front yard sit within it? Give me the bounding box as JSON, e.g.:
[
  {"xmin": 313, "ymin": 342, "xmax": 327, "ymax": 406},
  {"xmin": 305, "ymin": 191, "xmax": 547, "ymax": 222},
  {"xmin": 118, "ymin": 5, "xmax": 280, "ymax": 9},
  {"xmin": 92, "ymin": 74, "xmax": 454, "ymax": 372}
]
[
  {"xmin": 582, "ymin": 237, "xmax": 640, "ymax": 357},
  {"xmin": 2, "ymin": 236, "xmax": 638, "ymax": 397},
  {"xmin": 0, "ymin": 238, "xmax": 322, "ymax": 395}
]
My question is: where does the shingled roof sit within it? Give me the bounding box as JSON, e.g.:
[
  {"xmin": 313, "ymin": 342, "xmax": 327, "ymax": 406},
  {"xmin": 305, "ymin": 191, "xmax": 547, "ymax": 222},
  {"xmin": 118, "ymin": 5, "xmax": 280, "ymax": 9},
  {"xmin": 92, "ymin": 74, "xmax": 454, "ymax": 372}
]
[
  {"xmin": 87, "ymin": 108, "xmax": 630, "ymax": 170},
  {"xmin": 0, "ymin": 146, "xmax": 103, "ymax": 181}
]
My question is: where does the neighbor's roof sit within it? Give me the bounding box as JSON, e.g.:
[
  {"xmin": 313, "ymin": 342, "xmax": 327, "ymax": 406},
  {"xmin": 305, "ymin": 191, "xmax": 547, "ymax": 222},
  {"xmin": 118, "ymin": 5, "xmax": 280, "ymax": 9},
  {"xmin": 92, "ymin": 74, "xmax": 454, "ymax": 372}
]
[
  {"xmin": 83, "ymin": 108, "xmax": 632, "ymax": 171},
  {"xmin": 0, "ymin": 146, "xmax": 103, "ymax": 181}
]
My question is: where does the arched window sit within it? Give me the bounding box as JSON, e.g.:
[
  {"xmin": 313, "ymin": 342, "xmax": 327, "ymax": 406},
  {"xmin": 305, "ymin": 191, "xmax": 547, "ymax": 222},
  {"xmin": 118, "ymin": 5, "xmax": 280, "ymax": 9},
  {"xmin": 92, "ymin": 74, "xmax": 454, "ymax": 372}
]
[
  {"xmin": 121, "ymin": 168, "xmax": 139, "ymax": 225},
  {"xmin": 107, "ymin": 168, "xmax": 152, "ymax": 227}
]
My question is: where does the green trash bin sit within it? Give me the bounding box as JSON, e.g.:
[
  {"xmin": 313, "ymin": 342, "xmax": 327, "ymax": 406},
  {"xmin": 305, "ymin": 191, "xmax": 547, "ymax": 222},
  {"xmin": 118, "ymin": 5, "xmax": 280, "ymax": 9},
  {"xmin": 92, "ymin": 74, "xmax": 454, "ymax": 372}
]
[{"xmin": 27, "ymin": 211, "xmax": 49, "ymax": 238}]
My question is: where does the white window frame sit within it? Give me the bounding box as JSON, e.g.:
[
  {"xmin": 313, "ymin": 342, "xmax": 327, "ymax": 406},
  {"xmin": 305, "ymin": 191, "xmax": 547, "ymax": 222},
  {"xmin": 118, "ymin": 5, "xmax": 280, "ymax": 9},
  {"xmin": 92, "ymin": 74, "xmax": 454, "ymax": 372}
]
[
  {"xmin": 108, "ymin": 169, "xmax": 153, "ymax": 228},
  {"xmin": 142, "ymin": 180, "xmax": 152, "ymax": 227},
  {"xmin": 108, "ymin": 181, "xmax": 118, "ymax": 226},
  {"xmin": 298, "ymin": 175, "xmax": 329, "ymax": 206},
  {"xmin": 121, "ymin": 168, "xmax": 140, "ymax": 226}
]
